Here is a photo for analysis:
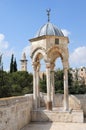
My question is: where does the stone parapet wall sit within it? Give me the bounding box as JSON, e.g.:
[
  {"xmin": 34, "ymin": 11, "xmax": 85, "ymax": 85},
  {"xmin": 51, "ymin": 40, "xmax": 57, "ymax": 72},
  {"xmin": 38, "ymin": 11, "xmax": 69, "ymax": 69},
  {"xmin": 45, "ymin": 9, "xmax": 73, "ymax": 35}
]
[
  {"xmin": 0, "ymin": 93, "xmax": 86, "ymax": 130},
  {"xmin": 0, "ymin": 94, "xmax": 33, "ymax": 130},
  {"xmin": 75, "ymin": 95, "xmax": 86, "ymax": 116}
]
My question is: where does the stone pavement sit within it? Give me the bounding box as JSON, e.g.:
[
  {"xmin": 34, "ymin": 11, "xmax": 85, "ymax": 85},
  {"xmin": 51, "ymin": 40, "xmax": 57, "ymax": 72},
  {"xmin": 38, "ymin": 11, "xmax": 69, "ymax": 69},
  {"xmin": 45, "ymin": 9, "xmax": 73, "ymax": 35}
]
[{"xmin": 21, "ymin": 122, "xmax": 86, "ymax": 130}]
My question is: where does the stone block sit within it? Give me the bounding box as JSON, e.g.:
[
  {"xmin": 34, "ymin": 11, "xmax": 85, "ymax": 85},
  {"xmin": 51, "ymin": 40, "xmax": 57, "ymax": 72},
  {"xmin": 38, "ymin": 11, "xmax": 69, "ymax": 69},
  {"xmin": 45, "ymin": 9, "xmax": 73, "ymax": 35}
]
[{"xmin": 31, "ymin": 108, "xmax": 84, "ymax": 123}]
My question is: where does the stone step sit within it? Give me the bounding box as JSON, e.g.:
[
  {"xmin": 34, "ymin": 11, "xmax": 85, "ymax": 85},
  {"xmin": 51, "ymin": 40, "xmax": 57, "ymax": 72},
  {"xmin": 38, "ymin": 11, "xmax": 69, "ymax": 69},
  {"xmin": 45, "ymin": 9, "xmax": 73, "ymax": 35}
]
[
  {"xmin": 21, "ymin": 122, "xmax": 86, "ymax": 130},
  {"xmin": 31, "ymin": 107, "xmax": 84, "ymax": 123}
]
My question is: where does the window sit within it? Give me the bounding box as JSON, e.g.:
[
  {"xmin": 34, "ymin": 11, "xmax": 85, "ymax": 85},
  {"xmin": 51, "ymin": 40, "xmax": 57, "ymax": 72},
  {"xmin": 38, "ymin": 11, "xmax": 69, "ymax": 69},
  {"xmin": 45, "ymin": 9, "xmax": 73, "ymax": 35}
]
[
  {"xmin": 81, "ymin": 68, "xmax": 83, "ymax": 71},
  {"xmin": 55, "ymin": 38, "xmax": 59, "ymax": 44}
]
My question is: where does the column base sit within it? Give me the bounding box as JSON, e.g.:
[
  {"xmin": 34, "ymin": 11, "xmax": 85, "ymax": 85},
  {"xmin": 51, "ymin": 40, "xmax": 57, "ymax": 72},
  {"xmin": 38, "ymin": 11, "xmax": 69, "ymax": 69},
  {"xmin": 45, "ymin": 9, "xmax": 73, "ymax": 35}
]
[{"xmin": 46, "ymin": 101, "xmax": 52, "ymax": 110}]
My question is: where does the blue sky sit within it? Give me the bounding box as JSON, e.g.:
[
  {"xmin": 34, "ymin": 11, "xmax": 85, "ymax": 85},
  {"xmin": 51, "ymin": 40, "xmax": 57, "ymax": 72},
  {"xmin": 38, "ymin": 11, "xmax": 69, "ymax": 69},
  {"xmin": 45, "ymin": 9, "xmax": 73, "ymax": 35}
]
[{"xmin": 0, "ymin": 0, "xmax": 86, "ymax": 72}]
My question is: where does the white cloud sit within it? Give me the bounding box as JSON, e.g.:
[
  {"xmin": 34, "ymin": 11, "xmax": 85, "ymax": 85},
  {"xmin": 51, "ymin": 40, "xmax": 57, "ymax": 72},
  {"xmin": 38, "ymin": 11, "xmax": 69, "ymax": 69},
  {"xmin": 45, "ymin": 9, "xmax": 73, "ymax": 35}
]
[
  {"xmin": 0, "ymin": 33, "xmax": 16, "ymax": 71},
  {"xmin": 4, "ymin": 48, "xmax": 15, "ymax": 57},
  {"xmin": 0, "ymin": 34, "xmax": 9, "ymax": 50},
  {"xmin": 61, "ymin": 29, "xmax": 71, "ymax": 36},
  {"xmin": 0, "ymin": 33, "xmax": 15, "ymax": 58},
  {"xmin": 0, "ymin": 34, "xmax": 5, "ymax": 41},
  {"xmin": 70, "ymin": 46, "xmax": 86, "ymax": 67}
]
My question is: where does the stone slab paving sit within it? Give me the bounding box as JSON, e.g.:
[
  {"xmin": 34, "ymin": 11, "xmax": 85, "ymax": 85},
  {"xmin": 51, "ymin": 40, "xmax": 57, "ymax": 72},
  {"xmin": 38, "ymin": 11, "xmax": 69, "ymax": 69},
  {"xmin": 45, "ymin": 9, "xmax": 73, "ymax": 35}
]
[{"xmin": 21, "ymin": 122, "xmax": 86, "ymax": 130}]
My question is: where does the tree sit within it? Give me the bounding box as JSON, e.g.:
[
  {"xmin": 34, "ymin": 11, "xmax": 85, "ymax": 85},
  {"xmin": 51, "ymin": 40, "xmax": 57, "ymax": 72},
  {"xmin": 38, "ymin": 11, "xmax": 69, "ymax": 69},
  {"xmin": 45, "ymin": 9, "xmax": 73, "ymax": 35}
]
[
  {"xmin": 0, "ymin": 68, "xmax": 86, "ymax": 98},
  {"xmin": 14, "ymin": 58, "xmax": 17, "ymax": 72},
  {"xmin": 54, "ymin": 69, "xmax": 64, "ymax": 93},
  {"xmin": 10, "ymin": 54, "xmax": 14, "ymax": 73},
  {"xmin": 0, "ymin": 53, "xmax": 3, "ymax": 71},
  {"xmin": 10, "ymin": 54, "xmax": 17, "ymax": 73},
  {"xmin": 39, "ymin": 69, "xmax": 74, "ymax": 94},
  {"xmin": 0, "ymin": 71, "xmax": 33, "ymax": 98},
  {"xmin": 0, "ymin": 70, "xmax": 12, "ymax": 98},
  {"xmin": 40, "ymin": 73, "xmax": 47, "ymax": 93}
]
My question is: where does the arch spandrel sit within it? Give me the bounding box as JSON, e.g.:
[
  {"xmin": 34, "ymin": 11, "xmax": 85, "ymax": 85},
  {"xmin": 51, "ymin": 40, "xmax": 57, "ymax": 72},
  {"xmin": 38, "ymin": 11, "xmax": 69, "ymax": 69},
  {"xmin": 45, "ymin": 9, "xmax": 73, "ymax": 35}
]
[
  {"xmin": 31, "ymin": 47, "xmax": 48, "ymax": 63},
  {"xmin": 61, "ymin": 58, "xmax": 69, "ymax": 70},
  {"xmin": 61, "ymin": 47, "xmax": 69, "ymax": 70},
  {"xmin": 46, "ymin": 45, "xmax": 69, "ymax": 64}
]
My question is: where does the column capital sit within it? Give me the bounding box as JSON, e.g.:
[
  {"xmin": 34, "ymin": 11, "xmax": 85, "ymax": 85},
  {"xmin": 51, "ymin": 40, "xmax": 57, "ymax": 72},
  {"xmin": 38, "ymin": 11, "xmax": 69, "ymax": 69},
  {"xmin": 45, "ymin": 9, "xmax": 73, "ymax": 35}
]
[
  {"xmin": 51, "ymin": 63, "xmax": 55, "ymax": 70},
  {"xmin": 46, "ymin": 62, "xmax": 51, "ymax": 69},
  {"xmin": 32, "ymin": 62, "xmax": 38, "ymax": 71},
  {"xmin": 64, "ymin": 67, "xmax": 68, "ymax": 71},
  {"xmin": 63, "ymin": 62, "xmax": 69, "ymax": 71},
  {"xmin": 61, "ymin": 58, "xmax": 69, "ymax": 70},
  {"xmin": 37, "ymin": 63, "xmax": 40, "ymax": 72}
]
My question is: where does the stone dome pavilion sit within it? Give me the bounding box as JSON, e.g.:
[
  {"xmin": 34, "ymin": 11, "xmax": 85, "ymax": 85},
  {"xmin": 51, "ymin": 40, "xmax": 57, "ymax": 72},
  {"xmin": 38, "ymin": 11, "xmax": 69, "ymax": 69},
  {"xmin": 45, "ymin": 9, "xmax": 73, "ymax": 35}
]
[{"xmin": 29, "ymin": 10, "xmax": 69, "ymax": 111}]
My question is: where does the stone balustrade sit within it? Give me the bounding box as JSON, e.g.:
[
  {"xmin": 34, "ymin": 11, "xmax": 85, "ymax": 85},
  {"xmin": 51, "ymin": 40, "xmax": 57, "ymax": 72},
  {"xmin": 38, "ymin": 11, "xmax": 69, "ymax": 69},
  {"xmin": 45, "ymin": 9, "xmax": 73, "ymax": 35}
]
[{"xmin": 0, "ymin": 94, "xmax": 33, "ymax": 130}]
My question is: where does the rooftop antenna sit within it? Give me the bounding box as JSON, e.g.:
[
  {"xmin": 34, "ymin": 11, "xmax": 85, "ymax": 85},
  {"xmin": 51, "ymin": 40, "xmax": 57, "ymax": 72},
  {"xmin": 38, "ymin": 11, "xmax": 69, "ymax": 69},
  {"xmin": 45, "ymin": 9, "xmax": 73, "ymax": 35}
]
[{"xmin": 46, "ymin": 8, "xmax": 51, "ymax": 22}]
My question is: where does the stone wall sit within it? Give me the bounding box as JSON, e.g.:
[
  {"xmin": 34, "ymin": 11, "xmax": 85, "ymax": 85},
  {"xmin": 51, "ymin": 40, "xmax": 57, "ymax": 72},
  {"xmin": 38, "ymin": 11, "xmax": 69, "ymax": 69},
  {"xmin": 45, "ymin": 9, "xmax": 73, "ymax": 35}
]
[
  {"xmin": 75, "ymin": 95, "xmax": 86, "ymax": 117},
  {"xmin": 0, "ymin": 94, "xmax": 33, "ymax": 130},
  {"xmin": 0, "ymin": 93, "xmax": 86, "ymax": 130}
]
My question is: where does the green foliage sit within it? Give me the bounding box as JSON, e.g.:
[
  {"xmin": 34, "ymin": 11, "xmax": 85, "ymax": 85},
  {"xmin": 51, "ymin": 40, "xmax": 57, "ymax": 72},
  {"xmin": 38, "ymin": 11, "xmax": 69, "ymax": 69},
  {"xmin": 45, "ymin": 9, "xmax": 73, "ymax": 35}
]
[
  {"xmin": 0, "ymin": 70, "xmax": 12, "ymax": 97},
  {"xmin": 39, "ymin": 68, "xmax": 86, "ymax": 95},
  {"xmin": 55, "ymin": 69, "xmax": 64, "ymax": 93},
  {"xmin": 39, "ymin": 73, "xmax": 47, "ymax": 93},
  {"xmin": 0, "ymin": 71, "xmax": 33, "ymax": 98},
  {"xmin": 0, "ymin": 68, "xmax": 86, "ymax": 98},
  {"xmin": 69, "ymin": 79, "xmax": 86, "ymax": 94}
]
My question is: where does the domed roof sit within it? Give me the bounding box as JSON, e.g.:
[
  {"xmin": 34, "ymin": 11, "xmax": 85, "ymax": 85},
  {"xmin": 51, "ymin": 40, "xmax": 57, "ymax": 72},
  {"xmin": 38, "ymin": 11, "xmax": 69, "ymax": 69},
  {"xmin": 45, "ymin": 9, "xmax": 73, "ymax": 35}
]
[{"xmin": 35, "ymin": 22, "xmax": 64, "ymax": 37}]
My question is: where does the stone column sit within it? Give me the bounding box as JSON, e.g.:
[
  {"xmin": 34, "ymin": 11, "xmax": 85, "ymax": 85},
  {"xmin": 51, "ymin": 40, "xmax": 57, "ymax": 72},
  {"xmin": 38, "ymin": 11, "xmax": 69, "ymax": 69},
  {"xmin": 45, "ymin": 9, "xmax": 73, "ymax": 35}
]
[
  {"xmin": 64, "ymin": 67, "xmax": 69, "ymax": 111},
  {"xmin": 50, "ymin": 63, "xmax": 55, "ymax": 107},
  {"xmin": 46, "ymin": 62, "xmax": 52, "ymax": 110},
  {"xmin": 36, "ymin": 63, "xmax": 40, "ymax": 108},
  {"xmin": 32, "ymin": 62, "xmax": 37, "ymax": 109}
]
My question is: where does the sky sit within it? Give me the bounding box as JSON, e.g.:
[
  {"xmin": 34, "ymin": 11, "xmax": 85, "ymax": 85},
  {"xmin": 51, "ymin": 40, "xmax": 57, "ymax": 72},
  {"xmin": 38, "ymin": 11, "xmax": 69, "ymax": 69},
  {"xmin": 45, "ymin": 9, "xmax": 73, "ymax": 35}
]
[{"xmin": 0, "ymin": 0, "xmax": 86, "ymax": 72}]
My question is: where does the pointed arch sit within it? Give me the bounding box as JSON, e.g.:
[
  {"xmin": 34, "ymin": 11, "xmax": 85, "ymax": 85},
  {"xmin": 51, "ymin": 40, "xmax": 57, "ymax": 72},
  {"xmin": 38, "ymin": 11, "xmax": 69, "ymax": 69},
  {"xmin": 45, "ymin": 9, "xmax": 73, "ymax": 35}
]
[{"xmin": 31, "ymin": 47, "xmax": 47, "ymax": 63}]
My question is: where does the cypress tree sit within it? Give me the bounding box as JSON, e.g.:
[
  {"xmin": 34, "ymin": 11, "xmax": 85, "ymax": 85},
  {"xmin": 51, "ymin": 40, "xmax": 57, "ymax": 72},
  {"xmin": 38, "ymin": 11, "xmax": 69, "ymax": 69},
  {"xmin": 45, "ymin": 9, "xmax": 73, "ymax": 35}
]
[
  {"xmin": 10, "ymin": 54, "xmax": 17, "ymax": 73},
  {"xmin": 14, "ymin": 58, "xmax": 17, "ymax": 72},
  {"xmin": 10, "ymin": 54, "xmax": 14, "ymax": 73}
]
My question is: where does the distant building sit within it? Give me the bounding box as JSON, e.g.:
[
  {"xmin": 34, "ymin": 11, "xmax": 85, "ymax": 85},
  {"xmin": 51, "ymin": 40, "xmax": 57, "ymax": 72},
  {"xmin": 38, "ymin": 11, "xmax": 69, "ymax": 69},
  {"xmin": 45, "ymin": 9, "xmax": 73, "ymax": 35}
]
[
  {"xmin": 20, "ymin": 53, "xmax": 28, "ymax": 71},
  {"xmin": 70, "ymin": 67, "xmax": 86, "ymax": 85},
  {"xmin": 70, "ymin": 68, "xmax": 77, "ymax": 80},
  {"xmin": 78, "ymin": 67, "xmax": 86, "ymax": 84}
]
